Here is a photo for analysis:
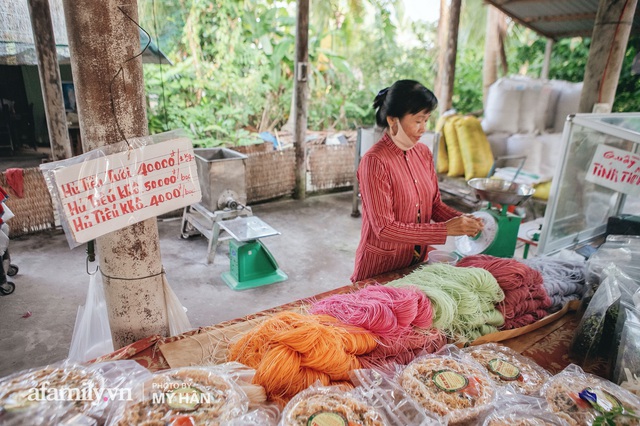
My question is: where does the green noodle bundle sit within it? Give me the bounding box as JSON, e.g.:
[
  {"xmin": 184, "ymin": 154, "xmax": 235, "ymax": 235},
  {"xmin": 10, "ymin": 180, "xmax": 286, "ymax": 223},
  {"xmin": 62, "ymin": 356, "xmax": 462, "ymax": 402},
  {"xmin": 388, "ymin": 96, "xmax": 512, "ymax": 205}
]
[{"xmin": 387, "ymin": 263, "xmax": 505, "ymax": 343}]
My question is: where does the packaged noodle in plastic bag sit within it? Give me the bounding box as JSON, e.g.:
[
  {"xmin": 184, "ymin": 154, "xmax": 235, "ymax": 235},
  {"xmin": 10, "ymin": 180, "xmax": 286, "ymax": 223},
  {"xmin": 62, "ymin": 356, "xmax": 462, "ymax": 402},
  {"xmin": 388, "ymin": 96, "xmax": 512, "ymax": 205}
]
[
  {"xmin": 479, "ymin": 388, "xmax": 569, "ymax": 426},
  {"xmin": 107, "ymin": 364, "xmax": 263, "ymax": 425},
  {"xmin": 0, "ymin": 359, "xmax": 150, "ymax": 426},
  {"xmin": 463, "ymin": 343, "xmax": 550, "ymax": 395},
  {"xmin": 612, "ymin": 302, "xmax": 640, "ymax": 396},
  {"xmin": 583, "ymin": 236, "xmax": 640, "ymax": 311},
  {"xmin": 570, "ymin": 264, "xmax": 622, "ymax": 367},
  {"xmin": 278, "ymin": 383, "xmax": 387, "ymax": 426},
  {"xmin": 541, "ymin": 364, "xmax": 640, "ymax": 426},
  {"xmin": 397, "ymin": 344, "xmax": 496, "ymax": 425},
  {"xmin": 351, "ymin": 368, "xmax": 442, "ymax": 425}
]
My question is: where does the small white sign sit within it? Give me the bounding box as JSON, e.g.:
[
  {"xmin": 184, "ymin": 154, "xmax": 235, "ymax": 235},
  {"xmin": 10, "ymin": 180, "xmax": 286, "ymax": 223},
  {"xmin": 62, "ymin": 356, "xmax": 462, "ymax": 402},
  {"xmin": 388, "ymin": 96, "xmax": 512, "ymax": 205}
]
[
  {"xmin": 52, "ymin": 138, "xmax": 201, "ymax": 244},
  {"xmin": 585, "ymin": 144, "xmax": 640, "ymax": 196}
]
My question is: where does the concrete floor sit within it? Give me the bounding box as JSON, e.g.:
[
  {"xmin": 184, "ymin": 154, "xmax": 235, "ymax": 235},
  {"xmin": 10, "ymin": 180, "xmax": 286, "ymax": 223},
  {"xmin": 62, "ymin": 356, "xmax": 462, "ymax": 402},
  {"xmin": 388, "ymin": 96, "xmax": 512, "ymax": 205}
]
[{"xmin": 0, "ymin": 187, "xmax": 388, "ymax": 378}]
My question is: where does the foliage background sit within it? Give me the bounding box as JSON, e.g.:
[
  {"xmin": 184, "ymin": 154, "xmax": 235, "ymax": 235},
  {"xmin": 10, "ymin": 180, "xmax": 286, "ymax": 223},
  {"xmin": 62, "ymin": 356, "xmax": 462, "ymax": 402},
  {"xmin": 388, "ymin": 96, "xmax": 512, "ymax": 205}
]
[{"xmin": 138, "ymin": 0, "xmax": 640, "ymax": 147}]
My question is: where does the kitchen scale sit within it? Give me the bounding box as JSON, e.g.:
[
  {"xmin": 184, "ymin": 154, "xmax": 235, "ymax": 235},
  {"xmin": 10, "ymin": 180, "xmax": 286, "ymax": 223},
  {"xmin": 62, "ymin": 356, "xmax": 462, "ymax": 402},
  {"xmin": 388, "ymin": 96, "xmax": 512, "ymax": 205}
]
[
  {"xmin": 455, "ymin": 178, "xmax": 535, "ymax": 258},
  {"xmin": 218, "ymin": 216, "xmax": 288, "ymax": 290}
]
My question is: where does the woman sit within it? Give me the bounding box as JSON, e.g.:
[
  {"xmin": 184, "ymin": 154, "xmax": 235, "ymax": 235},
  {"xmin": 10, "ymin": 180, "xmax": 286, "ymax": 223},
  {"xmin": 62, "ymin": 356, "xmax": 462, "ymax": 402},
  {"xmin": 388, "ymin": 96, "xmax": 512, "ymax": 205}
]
[{"xmin": 351, "ymin": 80, "xmax": 483, "ymax": 282}]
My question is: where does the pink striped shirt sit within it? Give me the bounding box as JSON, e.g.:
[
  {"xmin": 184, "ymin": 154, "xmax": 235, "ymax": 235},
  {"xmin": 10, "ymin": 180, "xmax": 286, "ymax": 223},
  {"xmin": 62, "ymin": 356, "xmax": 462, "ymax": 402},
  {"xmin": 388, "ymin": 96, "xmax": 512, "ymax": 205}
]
[{"xmin": 351, "ymin": 133, "xmax": 461, "ymax": 282}]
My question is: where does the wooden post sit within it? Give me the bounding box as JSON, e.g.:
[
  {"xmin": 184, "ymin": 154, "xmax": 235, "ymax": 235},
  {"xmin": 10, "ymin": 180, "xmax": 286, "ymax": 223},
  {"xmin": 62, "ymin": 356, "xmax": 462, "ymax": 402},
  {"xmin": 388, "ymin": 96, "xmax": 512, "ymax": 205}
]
[
  {"xmin": 433, "ymin": 0, "xmax": 448, "ymax": 106},
  {"xmin": 26, "ymin": 0, "xmax": 72, "ymax": 161},
  {"xmin": 293, "ymin": 0, "xmax": 309, "ymax": 200},
  {"xmin": 61, "ymin": 0, "xmax": 169, "ymax": 348},
  {"xmin": 579, "ymin": 0, "xmax": 638, "ymax": 113},
  {"xmin": 439, "ymin": 0, "xmax": 461, "ymax": 112},
  {"xmin": 541, "ymin": 38, "xmax": 554, "ymax": 80},
  {"xmin": 483, "ymin": 5, "xmax": 500, "ymax": 106}
]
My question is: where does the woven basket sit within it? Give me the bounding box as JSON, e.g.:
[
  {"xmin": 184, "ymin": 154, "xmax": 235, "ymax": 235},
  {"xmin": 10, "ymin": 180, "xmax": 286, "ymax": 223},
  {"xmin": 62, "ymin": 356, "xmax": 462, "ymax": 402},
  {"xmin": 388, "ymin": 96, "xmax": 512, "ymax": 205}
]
[
  {"xmin": 245, "ymin": 149, "xmax": 296, "ymax": 203},
  {"xmin": 1, "ymin": 168, "xmax": 55, "ymax": 237},
  {"xmin": 308, "ymin": 143, "xmax": 355, "ymax": 192}
]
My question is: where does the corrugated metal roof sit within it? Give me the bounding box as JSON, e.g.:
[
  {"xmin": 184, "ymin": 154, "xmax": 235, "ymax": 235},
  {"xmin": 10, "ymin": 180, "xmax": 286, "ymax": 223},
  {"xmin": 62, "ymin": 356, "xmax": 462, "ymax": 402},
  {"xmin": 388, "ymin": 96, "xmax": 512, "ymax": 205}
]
[{"xmin": 484, "ymin": 0, "xmax": 639, "ymax": 39}]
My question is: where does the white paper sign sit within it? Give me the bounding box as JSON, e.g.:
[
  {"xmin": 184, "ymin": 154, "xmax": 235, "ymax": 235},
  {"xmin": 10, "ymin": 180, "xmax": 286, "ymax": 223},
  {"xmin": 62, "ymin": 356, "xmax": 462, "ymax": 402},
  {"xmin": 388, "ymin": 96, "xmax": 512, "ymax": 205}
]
[
  {"xmin": 585, "ymin": 144, "xmax": 640, "ymax": 196},
  {"xmin": 52, "ymin": 138, "xmax": 201, "ymax": 244}
]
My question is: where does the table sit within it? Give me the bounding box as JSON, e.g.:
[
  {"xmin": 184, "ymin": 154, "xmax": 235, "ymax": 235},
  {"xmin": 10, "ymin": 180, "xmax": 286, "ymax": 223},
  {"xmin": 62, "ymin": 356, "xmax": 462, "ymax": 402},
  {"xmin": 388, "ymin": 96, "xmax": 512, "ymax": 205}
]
[{"xmin": 94, "ymin": 263, "xmax": 598, "ymax": 377}]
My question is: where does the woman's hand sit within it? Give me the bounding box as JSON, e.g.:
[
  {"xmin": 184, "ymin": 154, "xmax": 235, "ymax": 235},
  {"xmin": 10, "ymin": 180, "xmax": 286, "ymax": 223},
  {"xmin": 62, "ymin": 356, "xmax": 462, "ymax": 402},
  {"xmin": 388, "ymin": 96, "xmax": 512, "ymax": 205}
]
[{"xmin": 445, "ymin": 214, "xmax": 484, "ymax": 237}]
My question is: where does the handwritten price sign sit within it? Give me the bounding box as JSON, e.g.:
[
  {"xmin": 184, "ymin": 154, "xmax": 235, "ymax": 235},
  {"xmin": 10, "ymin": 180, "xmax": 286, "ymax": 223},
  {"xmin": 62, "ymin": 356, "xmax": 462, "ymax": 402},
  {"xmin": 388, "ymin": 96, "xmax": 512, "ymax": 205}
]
[
  {"xmin": 586, "ymin": 144, "xmax": 640, "ymax": 197},
  {"xmin": 51, "ymin": 137, "xmax": 201, "ymax": 244}
]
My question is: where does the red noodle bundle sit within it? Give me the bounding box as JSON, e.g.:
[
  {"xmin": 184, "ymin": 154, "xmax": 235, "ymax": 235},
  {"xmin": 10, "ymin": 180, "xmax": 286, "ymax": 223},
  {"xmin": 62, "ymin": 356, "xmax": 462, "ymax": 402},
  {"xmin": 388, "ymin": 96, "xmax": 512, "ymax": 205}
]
[{"xmin": 457, "ymin": 255, "xmax": 551, "ymax": 329}]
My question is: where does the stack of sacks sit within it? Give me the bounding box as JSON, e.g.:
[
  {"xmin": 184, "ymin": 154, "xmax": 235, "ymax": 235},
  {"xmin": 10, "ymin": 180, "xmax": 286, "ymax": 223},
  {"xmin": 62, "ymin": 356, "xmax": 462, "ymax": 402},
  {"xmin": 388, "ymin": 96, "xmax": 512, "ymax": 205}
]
[
  {"xmin": 521, "ymin": 257, "xmax": 587, "ymax": 312},
  {"xmin": 437, "ymin": 114, "xmax": 494, "ymax": 180},
  {"xmin": 387, "ymin": 263, "xmax": 505, "ymax": 343},
  {"xmin": 309, "ymin": 285, "xmax": 447, "ymax": 369},
  {"xmin": 457, "ymin": 255, "xmax": 551, "ymax": 329},
  {"xmin": 480, "ymin": 76, "xmax": 583, "ymax": 200}
]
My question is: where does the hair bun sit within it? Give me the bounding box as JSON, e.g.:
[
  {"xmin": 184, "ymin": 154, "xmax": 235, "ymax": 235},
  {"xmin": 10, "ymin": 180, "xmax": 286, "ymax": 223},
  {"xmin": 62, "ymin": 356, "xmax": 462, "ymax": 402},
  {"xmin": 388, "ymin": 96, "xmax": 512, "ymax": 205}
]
[{"xmin": 373, "ymin": 87, "xmax": 389, "ymax": 109}]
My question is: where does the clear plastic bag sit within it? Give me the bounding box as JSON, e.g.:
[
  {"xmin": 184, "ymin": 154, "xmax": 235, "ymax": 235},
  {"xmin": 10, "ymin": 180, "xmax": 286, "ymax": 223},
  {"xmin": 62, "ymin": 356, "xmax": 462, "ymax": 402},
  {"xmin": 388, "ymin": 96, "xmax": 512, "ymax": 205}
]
[
  {"xmin": 463, "ymin": 343, "xmax": 551, "ymax": 395},
  {"xmin": 397, "ymin": 344, "xmax": 496, "ymax": 425},
  {"xmin": 68, "ymin": 272, "xmax": 114, "ymax": 363},
  {"xmin": 162, "ymin": 274, "xmax": 192, "ymax": 336},
  {"xmin": 612, "ymin": 302, "xmax": 640, "ymax": 396},
  {"xmin": 541, "ymin": 363, "xmax": 640, "ymax": 426},
  {"xmin": 0, "ymin": 359, "xmax": 150, "ymax": 426},
  {"xmin": 569, "ymin": 263, "xmax": 636, "ymax": 368},
  {"xmin": 278, "ymin": 383, "xmax": 389, "ymax": 426},
  {"xmin": 582, "ymin": 235, "xmax": 640, "ymax": 312},
  {"xmin": 107, "ymin": 364, "xmax": 255, "ymax": 425},
  {"xmin": 351, "ymin": 369, "xmax": 443, "ymax": 425},
  {"xmin": 479, "ymin": 388, "xmax": 569, "ymax": 426}
]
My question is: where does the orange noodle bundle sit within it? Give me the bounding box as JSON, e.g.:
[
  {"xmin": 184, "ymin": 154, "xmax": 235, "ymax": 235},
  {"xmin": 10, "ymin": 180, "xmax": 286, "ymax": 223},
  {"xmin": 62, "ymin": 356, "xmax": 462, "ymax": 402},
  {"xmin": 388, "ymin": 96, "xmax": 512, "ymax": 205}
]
[
  {"xmin": 227, "ymin": 311, "xmax": 377, "ymax": 406},
  {"xmin": 457, "ymin": 254, "xmax": 551, "ymax": 329}
]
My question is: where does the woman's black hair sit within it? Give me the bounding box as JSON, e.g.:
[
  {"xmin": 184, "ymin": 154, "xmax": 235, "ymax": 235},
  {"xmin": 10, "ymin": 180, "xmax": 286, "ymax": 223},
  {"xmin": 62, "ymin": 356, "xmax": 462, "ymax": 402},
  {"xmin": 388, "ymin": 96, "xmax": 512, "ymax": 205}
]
[{"xmin": 373, "ymin": 80, "xmax": 438, "ymax": 128}]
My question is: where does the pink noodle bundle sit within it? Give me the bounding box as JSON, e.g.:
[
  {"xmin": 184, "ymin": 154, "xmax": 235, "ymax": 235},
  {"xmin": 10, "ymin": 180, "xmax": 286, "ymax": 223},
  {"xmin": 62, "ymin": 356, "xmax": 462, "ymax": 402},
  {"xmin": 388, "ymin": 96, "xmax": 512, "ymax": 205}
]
[
  {"xmin": 310, "ymin": 285, "xmax": 444, "ymax": 369},
  {"xmin": 309, "ymin": 285, "xmax": 433, "ymax": 338},
  {"xmin": 457, "ymin": 255, "xmax": 551, "ymax": 329}
]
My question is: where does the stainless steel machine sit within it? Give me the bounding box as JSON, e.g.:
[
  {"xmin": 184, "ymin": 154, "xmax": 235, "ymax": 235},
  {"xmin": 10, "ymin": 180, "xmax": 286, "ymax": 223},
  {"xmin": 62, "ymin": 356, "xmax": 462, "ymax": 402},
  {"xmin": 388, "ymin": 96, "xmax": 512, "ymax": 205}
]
[{"xmin": 180, "ymin": 147, "xmax": 286, "ymax": 289}]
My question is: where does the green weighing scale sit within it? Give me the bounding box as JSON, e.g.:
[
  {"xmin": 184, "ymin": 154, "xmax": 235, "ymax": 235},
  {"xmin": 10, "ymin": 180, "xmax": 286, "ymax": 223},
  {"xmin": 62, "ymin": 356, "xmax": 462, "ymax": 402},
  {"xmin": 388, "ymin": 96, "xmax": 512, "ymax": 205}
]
[
  {"xmin": 455, "ymin": 178, "xmax": 536, "ymax": 258},
  {"xmin": 218, "ymin": 216, "xmax": 288, "ymax": 290}
]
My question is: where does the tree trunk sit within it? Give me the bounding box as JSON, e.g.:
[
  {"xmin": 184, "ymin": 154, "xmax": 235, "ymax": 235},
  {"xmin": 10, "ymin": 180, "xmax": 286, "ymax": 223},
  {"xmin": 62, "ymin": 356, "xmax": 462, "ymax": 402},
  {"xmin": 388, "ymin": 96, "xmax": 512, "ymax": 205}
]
[
  {"xmin": 541, "ymin": 38, "xmax": 554, "ymax": 80},
  {"xmin": 579, "ymin": 0, "xmax": 638, "ymax": 112},
  {"xmin": 293, "ymin": 0, "xmax": 309, "ymax": 200},
  {"xmin": 439, "ymin": 0, "xmax": 461, "ymax": 113},
  {"xmin": 27, "ymin": 0, "xmax": 72, "ymax": 161},
  {"xmin": 433, "ymin": 0, "xmax": 448, "ymax": 107},
  {"xmin": 62, "ymin": 0, "xmax": 169, "ymax": 348}
]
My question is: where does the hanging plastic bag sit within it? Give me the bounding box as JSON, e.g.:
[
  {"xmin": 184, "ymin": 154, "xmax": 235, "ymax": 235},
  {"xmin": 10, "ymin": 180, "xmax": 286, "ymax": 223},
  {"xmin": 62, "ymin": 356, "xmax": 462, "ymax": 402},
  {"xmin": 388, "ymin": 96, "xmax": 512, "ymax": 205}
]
[
  {"xmin": 68, "ymin": 272, "xmax": 114, "ymax": 362},
  {"xmin": 163, "ymin": 274, "xmax": 192, "ymax": 336}
]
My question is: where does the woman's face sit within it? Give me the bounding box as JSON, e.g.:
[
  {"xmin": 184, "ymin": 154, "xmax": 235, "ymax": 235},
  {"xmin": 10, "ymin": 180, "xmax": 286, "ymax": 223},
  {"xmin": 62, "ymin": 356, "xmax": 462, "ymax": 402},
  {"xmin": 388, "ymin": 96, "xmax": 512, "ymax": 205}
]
[{"xmin": 398, "ymin": 110, "xmax": 431, "ymax": 144}]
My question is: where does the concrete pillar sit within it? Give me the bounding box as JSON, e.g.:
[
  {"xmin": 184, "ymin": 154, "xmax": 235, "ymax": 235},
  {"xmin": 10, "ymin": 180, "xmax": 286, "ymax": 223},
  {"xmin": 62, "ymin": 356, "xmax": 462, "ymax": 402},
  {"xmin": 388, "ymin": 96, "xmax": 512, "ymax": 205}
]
[
  {"xmin": 293, "ymin": 0, "xmax": 309, "ymax": 200},
  {"xmin": 61, "ymin": 0, "xmax": 169, "ymax": 348},
  {"xmin": 579, "ymin": 0, "xmax": 638, "ymax": 112},
  {"xmin": 26, "ymin": 0, "xmax": 72, "ymax": 160}
]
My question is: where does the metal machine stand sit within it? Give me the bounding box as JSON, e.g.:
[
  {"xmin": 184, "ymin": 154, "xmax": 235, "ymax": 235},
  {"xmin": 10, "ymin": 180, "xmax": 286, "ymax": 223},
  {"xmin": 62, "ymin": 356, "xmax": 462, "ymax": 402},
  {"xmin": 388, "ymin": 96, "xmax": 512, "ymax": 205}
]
[{"xmin": 181, "ymin": 202, "xmax": 253, "ymax": 264}]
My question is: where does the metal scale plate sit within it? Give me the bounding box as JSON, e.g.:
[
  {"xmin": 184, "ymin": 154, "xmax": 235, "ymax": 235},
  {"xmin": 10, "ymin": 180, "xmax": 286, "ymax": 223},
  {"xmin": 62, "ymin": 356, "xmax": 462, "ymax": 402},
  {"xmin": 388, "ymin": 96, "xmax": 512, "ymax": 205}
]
[
  {"xmin": 455, "ymin": 178, "xmax": 535, "ymax": 258},
  {"xmin": 218, "ymin": 216, "xmax": 280, "ymax": 242}
]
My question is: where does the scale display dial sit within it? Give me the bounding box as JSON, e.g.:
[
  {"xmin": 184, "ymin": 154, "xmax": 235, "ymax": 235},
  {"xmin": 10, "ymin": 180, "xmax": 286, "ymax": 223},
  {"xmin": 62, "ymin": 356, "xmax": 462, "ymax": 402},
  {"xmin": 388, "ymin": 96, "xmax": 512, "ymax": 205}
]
[{"xmin": 455, "ymin": 211, "xmax": 499, "ymax": 256}]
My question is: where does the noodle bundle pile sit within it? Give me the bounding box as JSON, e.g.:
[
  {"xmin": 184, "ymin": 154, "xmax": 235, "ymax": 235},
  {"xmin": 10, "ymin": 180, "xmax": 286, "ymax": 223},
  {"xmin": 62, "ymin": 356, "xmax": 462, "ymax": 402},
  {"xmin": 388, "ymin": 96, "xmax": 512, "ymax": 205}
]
[
  {"xmin": 227, "ymin": 311, "xmax": 377, "ymax": 406},
  {"xmin": 310, "ymin": 285, "xmax": 446, "ymax": 368},
  {"xmin": 521, "ymin": 257, "xmax": 587, "ymax": 312},
  {"xmin": 387, "ymin": 263, "xmax": 505, "ymax": 343},
  {"xmin": 457, "ymin": 255, "xmax": 551, "ymax": 329}
]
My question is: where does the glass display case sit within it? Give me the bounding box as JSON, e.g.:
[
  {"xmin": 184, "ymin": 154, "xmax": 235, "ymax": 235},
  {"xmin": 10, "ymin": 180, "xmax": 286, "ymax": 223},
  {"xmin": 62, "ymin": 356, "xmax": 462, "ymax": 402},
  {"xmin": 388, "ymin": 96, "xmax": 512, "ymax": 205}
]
[{"xmin": 537, "ymin": 113, "xmax": 640, "ymax": 255}]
